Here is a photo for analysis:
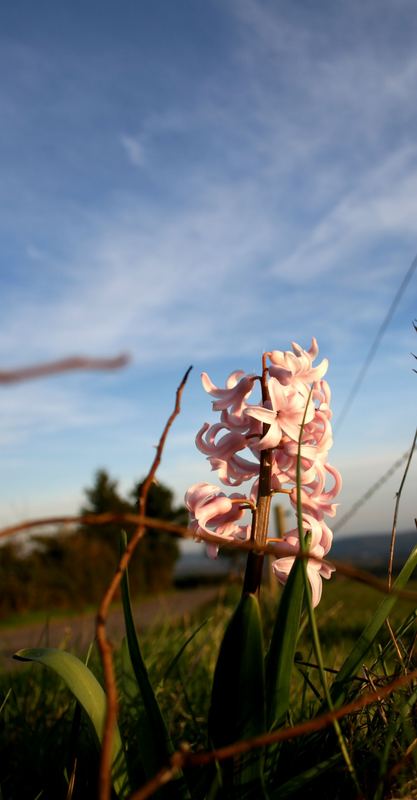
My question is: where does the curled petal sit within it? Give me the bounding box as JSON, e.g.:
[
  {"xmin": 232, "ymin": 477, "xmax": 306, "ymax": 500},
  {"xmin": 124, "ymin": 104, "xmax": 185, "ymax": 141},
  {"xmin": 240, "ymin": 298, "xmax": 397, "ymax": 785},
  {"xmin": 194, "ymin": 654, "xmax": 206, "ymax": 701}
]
[
  {"xmin": 220, "ymin": 407, "xmax": 260, "ymax": 434},
  {"xmin": 184, "ymin": 481, "xmax": 250, "ymax": 557},
  {"xmin": 271, "ymin": 541, "xmax": 333, "ymax": 607},
  {"xmin": 307, "ymin": 562, "xmax": 323, "ymax": 607},
  {"xmin": 196, "ymin": 422, "xmax": 247, "ymax": 458},
  {"xmin": 284, "ymin": 513, "xmax": 323, "ymax": 549},
  {"xmin": 269, "ymin": 340, "xmax": 328, "ymax": 386},
  {"xmin": 244, "ymin": 405, "xmax": 276, "ymax": 426},
  {"xmin": 210, "ymin": 452, "xmax": 259, "ymax": 486},
  {"xmin": 201, "ymin": 371, "xmax": 256, "ymax": 414},
  {"xmin": 307, "ymin": 337, "xmax": 319, "ymax": 360}
]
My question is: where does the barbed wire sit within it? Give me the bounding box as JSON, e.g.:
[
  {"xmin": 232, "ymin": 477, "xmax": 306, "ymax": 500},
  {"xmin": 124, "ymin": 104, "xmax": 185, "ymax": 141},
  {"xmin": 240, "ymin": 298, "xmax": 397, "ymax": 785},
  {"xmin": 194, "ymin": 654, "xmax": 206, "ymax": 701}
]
[
  {"xmin": 335, "ymin": 253, "xmax": 417, "ymax": 433},
  {"xmin": 334, "ymin": 438, "xmax": 417, "ymax": 534}
]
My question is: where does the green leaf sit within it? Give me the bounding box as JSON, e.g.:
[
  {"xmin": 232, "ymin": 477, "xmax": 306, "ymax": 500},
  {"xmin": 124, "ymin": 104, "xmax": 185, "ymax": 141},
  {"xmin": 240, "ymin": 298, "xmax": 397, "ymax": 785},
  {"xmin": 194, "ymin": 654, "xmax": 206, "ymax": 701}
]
[
  {"xmin": 120, "ymin": 531, "xmax": 190, "ymax": 799},
  {"xmin": 13, "ymin": 647, "xmax": 129, "ymax": 798},
  {"xmin": 265, "ymin": 555, "xmax": 305, "ymax": 730},
  {"xmin": 208, "ymin": 593, "xmax": 268, "ymax": 797},
  {"xmin": 330, "ymin": 543, "xmax": 417, "ymax": 708}
]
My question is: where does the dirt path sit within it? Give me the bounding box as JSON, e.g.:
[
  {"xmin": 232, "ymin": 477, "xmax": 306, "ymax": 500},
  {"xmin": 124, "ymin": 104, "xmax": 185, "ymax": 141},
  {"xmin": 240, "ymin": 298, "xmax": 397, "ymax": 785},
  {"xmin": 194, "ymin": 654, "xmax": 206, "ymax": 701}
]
[{"xmin": 0, "ymin": 586, "xmax": 221, "ymax": 671}]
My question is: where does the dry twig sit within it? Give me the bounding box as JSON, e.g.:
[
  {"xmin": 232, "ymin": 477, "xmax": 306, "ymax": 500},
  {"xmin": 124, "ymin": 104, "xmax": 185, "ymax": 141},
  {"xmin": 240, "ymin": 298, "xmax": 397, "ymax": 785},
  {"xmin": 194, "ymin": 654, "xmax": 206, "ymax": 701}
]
[
  {"xmin": 0, "ymin": 354, "xmax": 129, "ymax": 384},
  {"xmin": 0, "ymin": 512, "xmax": 188, "ymax": 541},
  {"xmin": 95, "ymin": 366, "xmax": 192, "ymax": 800},
  {"xmin": 2, "ymin": 514, "xmax": 417, "ymax": 601}
]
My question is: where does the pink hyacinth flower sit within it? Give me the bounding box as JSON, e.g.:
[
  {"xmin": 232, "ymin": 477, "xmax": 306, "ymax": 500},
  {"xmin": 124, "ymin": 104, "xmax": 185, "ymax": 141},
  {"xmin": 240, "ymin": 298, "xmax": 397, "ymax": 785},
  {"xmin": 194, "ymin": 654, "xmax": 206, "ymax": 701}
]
[
  {"xmin": 185, "ymin": 482, "xmax": 250, "ymax": 558},
  {"xmin": 244, "ymin": 378, "xmax": 314, "ymax": 450},
  {"xmin": 196, "ymin": 422, "xmax": 248, "ymax": 459},
  {"xmin": 291, "ymin": 462, "xmax": 342, "ymax": 519},
  {"xmin": 272, "ymin": 543, "xmax": 334, "ymax": 607},
  {"xmin": 269, "ymin": 511, "xmax": 335, "ymax": 606},
  {"xmin": 269, "ymin": 338, "xmax": 328, "ymax": 386},
  {"xmin": 201, "ymin": 370, "xmax": 256, "ymax": 415},
  {"xmin": 209, "ymin": 451, "xmax": 260, "ymax": 486}
]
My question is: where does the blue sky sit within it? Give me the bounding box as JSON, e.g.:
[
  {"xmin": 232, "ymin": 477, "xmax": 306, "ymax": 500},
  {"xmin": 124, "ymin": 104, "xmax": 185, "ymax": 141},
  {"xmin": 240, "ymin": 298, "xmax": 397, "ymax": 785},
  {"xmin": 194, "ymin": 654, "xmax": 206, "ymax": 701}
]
[{"xmin": 0, "ymin": 0, "xmax": 416, "ymax": 542}]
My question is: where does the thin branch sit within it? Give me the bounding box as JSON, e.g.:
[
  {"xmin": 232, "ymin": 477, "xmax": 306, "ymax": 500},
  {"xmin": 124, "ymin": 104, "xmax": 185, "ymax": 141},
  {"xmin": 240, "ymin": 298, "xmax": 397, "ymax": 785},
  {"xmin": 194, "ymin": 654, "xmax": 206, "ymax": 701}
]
[
  {"xmin": 0, "ymin": 354, "xmax": 129, "ymax": 384},
  {"xmin": 2, "ymin": 514, "xmax": 417, "ymax": 601},
  {"xmin": 95, "ymin": 366, "xmax": 192, "ymax": 800},
  {"xmin": 0, "ymin": 512, "xmax": 189, "ymax": 541},
  {"xmin": 129, "ymin": 668, "xmax": 417, "ymax": 800}
]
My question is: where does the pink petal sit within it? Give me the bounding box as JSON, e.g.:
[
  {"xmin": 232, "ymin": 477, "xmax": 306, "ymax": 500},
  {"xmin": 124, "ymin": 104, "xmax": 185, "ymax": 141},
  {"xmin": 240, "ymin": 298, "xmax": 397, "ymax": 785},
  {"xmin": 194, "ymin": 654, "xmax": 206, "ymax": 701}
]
[
  {"xmin": 306, "ymin": 563, "xmax": 323, "ymax": 607},
  {"xmin": 244, "ymin": 405, "xmax": 276, "ymax": 425}
]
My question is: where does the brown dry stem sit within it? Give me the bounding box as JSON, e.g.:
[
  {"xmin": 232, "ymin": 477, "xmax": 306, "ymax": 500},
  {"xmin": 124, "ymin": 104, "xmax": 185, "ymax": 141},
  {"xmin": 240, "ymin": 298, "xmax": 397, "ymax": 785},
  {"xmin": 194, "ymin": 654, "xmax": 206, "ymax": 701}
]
[
  {"xmin": 0, "ymin": 512, "xmax": 189, "ymax": 541},
  {"xmin": 95, "ymin": 366, "xmax": 192, "ymax": 800},
  {"xmin": 242, "ymin": 351, "xmax": 273, "ymax": 594},
  {"xmin": 2, "ymin": 514, "xmax": 417, "ymax": 601},
  {"xmin": 0, "ymin": 354, "xmax": 129, "ymax": 384}
]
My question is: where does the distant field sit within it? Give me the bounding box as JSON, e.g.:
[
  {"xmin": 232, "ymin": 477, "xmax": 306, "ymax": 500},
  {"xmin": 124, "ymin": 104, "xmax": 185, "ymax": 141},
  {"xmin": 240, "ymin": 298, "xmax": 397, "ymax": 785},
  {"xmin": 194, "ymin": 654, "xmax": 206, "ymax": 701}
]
[
  {"xmin": 2, "ymin": 570, "xmax": 416, "ymax": 671},
  {"xmin": 0, "ymin": 585, "xmax": 221, "ymax": 672}
]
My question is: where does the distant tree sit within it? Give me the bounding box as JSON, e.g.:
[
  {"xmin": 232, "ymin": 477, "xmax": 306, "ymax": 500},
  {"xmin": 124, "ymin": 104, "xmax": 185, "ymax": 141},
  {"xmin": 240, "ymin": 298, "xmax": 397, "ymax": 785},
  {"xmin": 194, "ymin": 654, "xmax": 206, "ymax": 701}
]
[
  {"xmin": 129, "ymin": 479, "xmax": 185, "ymax": 591},
  {"xmin": 0, "ymin": 542, "xmax": 32, "ymax": 615},
  {"xmin": 79, "ymin": 469, "xmax": 182, "ymax": 593},
  {"xmin": 130, "ymin": 478, "xmax": 188, "ymax": 528},
  {"xmin": 80, "ymin": 468, "xmax": 133, "ymax": 550},
  {"xmin": 0, "ymin": 470, "xmax": 185, "ymax": 619}
]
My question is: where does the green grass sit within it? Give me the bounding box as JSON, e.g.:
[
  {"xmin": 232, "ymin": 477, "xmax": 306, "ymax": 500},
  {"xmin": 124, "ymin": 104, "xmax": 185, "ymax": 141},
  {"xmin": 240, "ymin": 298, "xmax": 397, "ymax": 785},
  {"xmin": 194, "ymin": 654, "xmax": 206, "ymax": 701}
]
[{"xmin": 2, "ymin": 577, "xmax": 417, "ymax": 799}]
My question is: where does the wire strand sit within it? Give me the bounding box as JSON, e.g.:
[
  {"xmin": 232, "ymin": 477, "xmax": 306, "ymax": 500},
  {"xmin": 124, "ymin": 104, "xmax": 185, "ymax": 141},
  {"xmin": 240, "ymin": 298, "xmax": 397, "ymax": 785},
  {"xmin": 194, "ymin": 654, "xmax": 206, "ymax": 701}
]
[{"xmin": 335, "ymin": 253, "xmax": 417, "ymax": 433}]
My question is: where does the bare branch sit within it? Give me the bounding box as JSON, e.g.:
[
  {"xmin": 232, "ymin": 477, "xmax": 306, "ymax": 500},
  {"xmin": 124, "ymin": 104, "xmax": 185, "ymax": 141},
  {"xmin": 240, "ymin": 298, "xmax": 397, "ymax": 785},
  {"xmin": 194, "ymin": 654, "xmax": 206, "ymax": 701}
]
[
  {"xmin": 2, "ymin": 512, "xmax": 417, "ymax": 601},
  {"xmin": 95, "ymin": 366, "xmax": 192, "ymax": 800},
  {"xmin": 0, "ymin": 354, "xmax": 130, "ymax": 384},
  {"xmin": 0, "ymin": 512, "xmax": 188, "ymax": 541}
]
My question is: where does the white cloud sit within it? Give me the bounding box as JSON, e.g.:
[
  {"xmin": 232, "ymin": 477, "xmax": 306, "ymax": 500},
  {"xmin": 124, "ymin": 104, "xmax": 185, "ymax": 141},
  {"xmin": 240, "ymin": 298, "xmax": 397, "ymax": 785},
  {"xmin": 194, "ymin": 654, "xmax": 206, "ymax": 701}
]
[
  {"xmin": 272, "ymin": 146, "xmax": 417, "ymax": 281},
  {"xmin": 120, "ymin": 134, "xmax": 145, "ymax": 167}
]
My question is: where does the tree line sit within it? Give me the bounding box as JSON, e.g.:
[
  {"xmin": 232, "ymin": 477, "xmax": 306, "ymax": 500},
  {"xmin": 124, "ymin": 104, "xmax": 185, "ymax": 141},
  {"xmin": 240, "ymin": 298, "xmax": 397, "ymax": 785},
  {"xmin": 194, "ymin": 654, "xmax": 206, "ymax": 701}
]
[{"xmin": 0, "ymin": 470, "xmax": 187, "ymax": 618}]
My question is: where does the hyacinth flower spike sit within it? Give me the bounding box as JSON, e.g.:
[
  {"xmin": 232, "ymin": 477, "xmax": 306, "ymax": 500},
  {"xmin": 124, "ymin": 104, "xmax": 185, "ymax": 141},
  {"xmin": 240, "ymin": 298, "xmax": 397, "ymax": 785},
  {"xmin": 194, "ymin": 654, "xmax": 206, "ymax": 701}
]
[{"xmin": 185, "ymin": 339, "xmax": 341, "ymax": 606}]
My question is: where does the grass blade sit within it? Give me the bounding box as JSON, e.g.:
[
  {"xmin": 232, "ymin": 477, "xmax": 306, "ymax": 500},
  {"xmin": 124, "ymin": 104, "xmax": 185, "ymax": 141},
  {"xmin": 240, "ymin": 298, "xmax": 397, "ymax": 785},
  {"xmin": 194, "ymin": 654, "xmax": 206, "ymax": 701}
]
[
  {"xmin": 120, "ymin": 531, "xmax": 190, "ymax": 799},
  {"xmin": 161, "ymin": 618, "xmax": 208, "ymax": 683},
  {"xmin": 0, "ymin": 689, "xmax": 11, "ymax": 716},
  {"xmin": 13, "ymin": 647, "xmax": 129, "ymax": 798}
]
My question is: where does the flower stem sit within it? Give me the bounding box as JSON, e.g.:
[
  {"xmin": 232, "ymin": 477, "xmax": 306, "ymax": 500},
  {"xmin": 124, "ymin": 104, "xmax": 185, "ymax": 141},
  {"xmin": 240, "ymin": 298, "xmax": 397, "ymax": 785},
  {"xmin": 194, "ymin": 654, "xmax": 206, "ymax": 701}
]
[{"xmin": 242, "ymin": 354, "xmax": 272, "ymax": 596}]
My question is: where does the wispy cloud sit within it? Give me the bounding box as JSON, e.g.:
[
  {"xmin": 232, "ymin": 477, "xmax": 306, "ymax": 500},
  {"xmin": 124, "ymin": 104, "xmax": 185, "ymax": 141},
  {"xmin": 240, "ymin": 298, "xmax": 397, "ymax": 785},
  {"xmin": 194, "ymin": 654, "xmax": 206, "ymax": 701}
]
[
  {"xmin": 273, "ymin": 146, "xmax": 417, "ymax": 282},
  {"xmin": 120, "ymin": 134, "xmax": 145, "ymax": 167}
]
